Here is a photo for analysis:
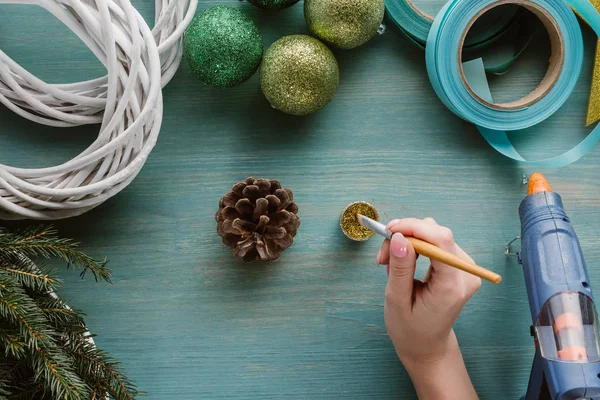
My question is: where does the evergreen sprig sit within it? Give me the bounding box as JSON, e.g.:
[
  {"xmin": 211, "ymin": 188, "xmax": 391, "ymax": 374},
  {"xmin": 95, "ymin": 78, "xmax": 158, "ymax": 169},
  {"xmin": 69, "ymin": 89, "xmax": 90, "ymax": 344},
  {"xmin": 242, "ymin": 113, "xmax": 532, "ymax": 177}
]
[
  {"xmin": 0, "ymin": 226, "xmax": 111, "ymax": 282},
  {"xmin": 0, "ymin": 226, "xmax": 141, "ymax": 400}
]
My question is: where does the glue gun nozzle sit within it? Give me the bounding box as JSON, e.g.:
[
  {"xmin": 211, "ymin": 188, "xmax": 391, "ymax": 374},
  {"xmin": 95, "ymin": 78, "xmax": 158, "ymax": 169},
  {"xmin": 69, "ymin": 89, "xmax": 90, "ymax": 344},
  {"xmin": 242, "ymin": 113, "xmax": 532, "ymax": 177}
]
[{"xmin": 527, "ymin": 172, "xmax": 552, "ymax": 195}]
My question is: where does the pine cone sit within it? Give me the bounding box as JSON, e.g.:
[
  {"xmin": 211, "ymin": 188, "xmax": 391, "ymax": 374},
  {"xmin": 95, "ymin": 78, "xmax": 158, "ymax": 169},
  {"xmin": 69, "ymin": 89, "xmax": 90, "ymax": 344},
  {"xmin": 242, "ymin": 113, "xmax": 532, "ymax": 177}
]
[{"xmin": 216, "ymin": 177, "xmax": 300, "ymax": 262}]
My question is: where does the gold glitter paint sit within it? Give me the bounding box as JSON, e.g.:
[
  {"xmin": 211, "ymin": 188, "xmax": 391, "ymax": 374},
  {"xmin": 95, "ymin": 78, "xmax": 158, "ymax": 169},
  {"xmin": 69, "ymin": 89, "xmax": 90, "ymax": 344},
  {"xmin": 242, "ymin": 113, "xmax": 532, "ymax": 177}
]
[
  {"xmin": 340, "ymin": 201, "xmax": 379, "ymax": 241},
  {"xmin": 304, "ymin": 0, "xmax": 385, "ymax": 49},
  {"xmin": 260, "ymin": 35, "xmax": 339, "ymax": 116}
]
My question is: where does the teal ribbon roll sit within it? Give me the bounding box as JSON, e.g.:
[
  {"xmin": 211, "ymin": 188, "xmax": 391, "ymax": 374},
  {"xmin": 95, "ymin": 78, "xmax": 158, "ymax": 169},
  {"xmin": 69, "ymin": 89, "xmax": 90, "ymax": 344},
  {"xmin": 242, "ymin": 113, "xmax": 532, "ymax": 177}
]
[
  {"xmin": 385, "ymin": 0, "xmax": 517, "ymax": 48},
  {"xmin": 426, "ymin": 0, "xmax": 600, "ymax": 168},
  {"xmin": 385, "ymin": 0, "xmax": 538, "ymax": 74}
]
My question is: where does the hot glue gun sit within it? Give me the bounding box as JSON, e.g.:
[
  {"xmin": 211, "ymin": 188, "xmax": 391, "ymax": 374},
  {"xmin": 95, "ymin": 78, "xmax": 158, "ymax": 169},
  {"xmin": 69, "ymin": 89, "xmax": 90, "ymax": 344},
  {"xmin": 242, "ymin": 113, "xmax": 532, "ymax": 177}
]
[{"xmin": 518, "ymin": 173, "xmax": 600, "ymax": 399}]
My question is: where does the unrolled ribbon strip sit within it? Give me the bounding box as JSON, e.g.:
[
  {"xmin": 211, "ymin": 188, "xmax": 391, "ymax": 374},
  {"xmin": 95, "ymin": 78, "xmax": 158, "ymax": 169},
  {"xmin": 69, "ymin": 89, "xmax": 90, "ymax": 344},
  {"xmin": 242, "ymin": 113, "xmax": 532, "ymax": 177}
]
[{"xmin": 426, "ymin": 0, "xmax": 600, "ymax": 168}]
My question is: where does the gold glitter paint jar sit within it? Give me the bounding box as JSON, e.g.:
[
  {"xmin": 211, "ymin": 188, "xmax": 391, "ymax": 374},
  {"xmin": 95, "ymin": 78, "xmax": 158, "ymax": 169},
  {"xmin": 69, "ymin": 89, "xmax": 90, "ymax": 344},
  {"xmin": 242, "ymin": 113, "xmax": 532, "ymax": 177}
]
[{"xmin": 340, "ymin": 201, "xmax": 379, "ymax": 241}]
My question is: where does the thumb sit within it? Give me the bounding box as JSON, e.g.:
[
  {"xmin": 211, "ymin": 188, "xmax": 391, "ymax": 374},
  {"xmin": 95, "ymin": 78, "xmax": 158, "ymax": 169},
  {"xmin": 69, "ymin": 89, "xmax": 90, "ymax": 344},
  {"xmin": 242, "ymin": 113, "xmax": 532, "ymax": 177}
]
[{"xmin": 386, "ymin": 233, "xmax": 417, "ymax": 307}]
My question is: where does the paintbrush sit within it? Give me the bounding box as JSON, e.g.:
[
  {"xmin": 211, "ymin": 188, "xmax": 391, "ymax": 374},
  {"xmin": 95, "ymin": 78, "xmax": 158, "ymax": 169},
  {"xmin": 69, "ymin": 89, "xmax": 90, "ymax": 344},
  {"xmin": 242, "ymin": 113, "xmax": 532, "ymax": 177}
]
[{"xmin": 356, "ymin": 213, "xmax": 502, "ymax": 284}]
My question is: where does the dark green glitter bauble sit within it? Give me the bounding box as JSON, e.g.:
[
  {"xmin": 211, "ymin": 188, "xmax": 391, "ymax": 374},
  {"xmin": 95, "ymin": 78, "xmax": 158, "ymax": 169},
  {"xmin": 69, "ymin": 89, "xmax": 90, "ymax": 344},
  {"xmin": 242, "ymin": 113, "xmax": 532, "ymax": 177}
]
[
  {"xmin": 184, "ymin": 6, "xmax": 263, "ymax": 88},
  {"xmin": 260, "ymin": 35, "xmax": 339, "ymax": 116},
  {"xmin": 304, "ymin": 0, "xmax": 385, "ymax": 49},
  {"xmin": 247, "ymin": 0, "xmax": 299, "ymax": 9}
]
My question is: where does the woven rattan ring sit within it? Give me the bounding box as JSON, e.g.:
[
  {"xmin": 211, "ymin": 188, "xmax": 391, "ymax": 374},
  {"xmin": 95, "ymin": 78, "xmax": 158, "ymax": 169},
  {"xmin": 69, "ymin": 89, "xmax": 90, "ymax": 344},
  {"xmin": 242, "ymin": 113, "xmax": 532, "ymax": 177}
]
[
  {"xmin": 0, "ymin": 0, "xmax": 196, "ymax": 127},
  {"xmin": 0, "ymin": 0, "xmax": 163, "ymax": 220}
]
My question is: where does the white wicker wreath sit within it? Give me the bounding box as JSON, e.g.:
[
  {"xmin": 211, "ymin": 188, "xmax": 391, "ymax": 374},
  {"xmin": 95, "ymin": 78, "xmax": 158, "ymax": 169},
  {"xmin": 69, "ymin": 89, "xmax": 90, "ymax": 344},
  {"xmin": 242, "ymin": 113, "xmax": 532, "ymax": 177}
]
[
  {"xmin": 0, "ymin": 0, "xmax": 197, "ymax": 127},
  {"xmin": 0, "ymin": 0, "xmax": 163, "ymax": 220}
]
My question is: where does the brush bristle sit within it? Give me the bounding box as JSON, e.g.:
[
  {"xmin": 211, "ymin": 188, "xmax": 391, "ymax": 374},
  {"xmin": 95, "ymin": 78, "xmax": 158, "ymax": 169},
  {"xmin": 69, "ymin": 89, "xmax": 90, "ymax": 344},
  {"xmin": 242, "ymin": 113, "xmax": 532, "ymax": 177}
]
[{"xmin": 355, "ymin": 213, "xmax": 364, "ymax": 226}]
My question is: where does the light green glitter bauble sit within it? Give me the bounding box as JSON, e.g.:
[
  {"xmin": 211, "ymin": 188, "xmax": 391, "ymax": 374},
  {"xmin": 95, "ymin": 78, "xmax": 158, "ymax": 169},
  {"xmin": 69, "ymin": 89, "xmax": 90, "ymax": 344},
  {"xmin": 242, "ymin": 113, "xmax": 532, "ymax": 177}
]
[
  {"xmin": 184, "ymin": 6, "xmax": 263, "ymax": 88},
  {"xmin": 247, "ymin": 0, "xmax": 299, "ymax": 9},
  {"xmin": 304, "ymin": 0, "xmax": 385, "ymax": 49},
  {"xmin": 260, "ymin": 35, "xmax": 339, "ymax": 116}
]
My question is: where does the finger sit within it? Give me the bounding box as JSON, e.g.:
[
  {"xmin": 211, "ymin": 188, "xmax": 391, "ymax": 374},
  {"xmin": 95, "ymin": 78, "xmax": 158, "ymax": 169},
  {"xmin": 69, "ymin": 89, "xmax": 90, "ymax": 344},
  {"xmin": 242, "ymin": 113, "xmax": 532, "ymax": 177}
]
[
  {"xmin": 454, "ymin": 243, "xmax": 475, "ymax": 264},
  {"xmin": 387, "ymin": 218, "xmax": 456, "ymax": 252},
  {"xmin": 423, "ymin": 217, "xmax": 437, "ymax": 225},
  {"xmin": 425, "ymin": 241, "xmax": 483, "ymax": 302},
  {"xmin": 422, "ymin": 266, "xmax": 432, "ymax": 283},
  {"xmin": 453, "ymin": 243, "xmax": 482, "ymax": 296},
  {"xmin": 386, "ymin": 233, "xmax": 417, "ymax": 309},
  {"xmin": 388, "ymin": 218, "xmax": 461, "ymax": 285},
  {"xmin": 377, "ymin": 239, "xmax": 390, "ymax": 265},
  {"xmin": 379, "ymin": 237, "xmax": 419, "ymax": 266},
  {"xmin": 386, "ymin": 219, "xmax": 401, "ymax": 228}
]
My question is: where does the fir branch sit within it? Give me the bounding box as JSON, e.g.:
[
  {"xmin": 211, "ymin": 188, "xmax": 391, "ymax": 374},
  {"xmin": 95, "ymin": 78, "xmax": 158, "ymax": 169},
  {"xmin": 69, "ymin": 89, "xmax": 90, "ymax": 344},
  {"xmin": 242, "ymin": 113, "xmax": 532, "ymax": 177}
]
[
  {"xmin": 30, "ymin": 346, "xmax": 90, "ymax": 400},
  {"xmin": 91, "ymin": 386, "xmax": 105, "ymax": 400},
  {"xmin": 0, "ymin": 226, "xmax": 111, "ymax": 282},
  {"xmin": 0, "ymin": 328, "xmax": 27, "ymax": 358},
  {"xmin": 64, "ymin": 337, "xmax": 140, "ymax": 400},
  {"xmin": 0, "ymin": 358, "xmax": 48, "ymax": 400},
  {"xmin": 0, "ymin": 277, "xmax": 88, "ymax": 399},
  {"xmin": 1, "ymin": 264, "xmax": 56, "ymax": 293},
  {"xmin": 0, "ymin": 271, "xmax": 55, "ymax": 349},
  {"xmin": 4, "ymin": 379, "xmax": 45, "ymax": 400},
  {"xmin": 17, "ymin": 229, "xmax": 51, "ymax": 243},
  {"xmin": 6, "ymin": 267, "xmax": 54, "ymax": 285},
  {"xmin": 0, "ymin": 356, "xmax": 24, "ymax": 384},
  {"xmin": 32, "ymin": 295, "xmax": 86, "ymax": 333},
  {"xmin": 0, "ymin": 226, "xmax": 140, "ymax": 399}
]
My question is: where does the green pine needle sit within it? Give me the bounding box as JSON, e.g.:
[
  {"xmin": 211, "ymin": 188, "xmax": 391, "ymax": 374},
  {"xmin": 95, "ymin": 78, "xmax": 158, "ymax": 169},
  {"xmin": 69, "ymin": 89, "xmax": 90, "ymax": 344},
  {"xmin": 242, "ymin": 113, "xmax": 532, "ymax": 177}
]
[
  {"xmin": 0, "ymin": 226, "xmax": 141, "ymax": 400},
  {"xmin": 0, "ymin": 226, "xmax": 112, "ymax": 282}
]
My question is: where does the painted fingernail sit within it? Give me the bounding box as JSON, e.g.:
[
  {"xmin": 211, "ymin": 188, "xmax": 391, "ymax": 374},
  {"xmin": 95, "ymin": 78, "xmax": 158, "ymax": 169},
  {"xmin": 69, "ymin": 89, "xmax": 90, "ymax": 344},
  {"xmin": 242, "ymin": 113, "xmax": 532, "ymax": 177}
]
[
  {"xmin": 391, "ymin": 233, "xmax": 408, "ymax": 258},
  {"xmin": 386, "ymin": 219, "xmax": 401, "ymax": 229},
  {"xmin": 376, "ymin": 249, "xmax": 382, "ymax": 264}
]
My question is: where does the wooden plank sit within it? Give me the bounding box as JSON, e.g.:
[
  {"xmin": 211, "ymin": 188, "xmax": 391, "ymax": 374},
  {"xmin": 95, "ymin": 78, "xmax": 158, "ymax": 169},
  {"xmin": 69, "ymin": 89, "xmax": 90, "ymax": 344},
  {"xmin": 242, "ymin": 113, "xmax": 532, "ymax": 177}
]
[{"xmin": 1, "ymin": 1, "xmax": 599, "ymax": 398}]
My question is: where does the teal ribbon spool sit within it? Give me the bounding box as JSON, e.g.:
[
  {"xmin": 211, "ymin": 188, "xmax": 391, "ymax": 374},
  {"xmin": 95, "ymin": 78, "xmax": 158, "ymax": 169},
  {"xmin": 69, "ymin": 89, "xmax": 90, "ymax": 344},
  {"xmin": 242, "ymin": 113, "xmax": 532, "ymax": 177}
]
[
  {"xmin": 426, "ymin": 0, "xmax": 600, "ymax": 168},
  {"xmin": 386, "ymin": 0, "xmax": 516, "ymax": 48},
  {"xmin": 385, "ymin": 0, "xmax": 538, "ymax": 73}
]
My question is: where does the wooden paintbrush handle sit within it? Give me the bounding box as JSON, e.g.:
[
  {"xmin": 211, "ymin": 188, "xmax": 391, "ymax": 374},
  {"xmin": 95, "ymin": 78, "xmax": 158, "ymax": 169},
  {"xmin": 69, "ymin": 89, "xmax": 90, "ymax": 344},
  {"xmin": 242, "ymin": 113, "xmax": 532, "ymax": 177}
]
[{"xmin": 406, "ymin": 237, "xmax": 502, "ymax": 284}]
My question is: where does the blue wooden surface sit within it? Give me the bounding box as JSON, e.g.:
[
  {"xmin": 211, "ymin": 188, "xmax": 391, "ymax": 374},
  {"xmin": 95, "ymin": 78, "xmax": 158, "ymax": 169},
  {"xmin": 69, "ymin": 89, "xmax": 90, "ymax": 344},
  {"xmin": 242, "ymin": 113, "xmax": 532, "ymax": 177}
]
[{"xmin": 2, "ymin": 1, "xmax": 600, "ymax": 398}]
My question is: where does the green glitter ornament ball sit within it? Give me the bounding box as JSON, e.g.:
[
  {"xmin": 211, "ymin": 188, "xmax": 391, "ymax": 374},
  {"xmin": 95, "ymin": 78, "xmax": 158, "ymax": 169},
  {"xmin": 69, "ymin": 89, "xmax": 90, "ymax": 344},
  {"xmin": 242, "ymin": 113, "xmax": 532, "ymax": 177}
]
[
  {"xmin": 184, "ymin": 6, "xmax": 263, "ymax": 88},
  {"xmin": 304, "ymin": 0, "xmax": 385, "ymax": 49},
  {"xmin": 247, "ymin": 0, "xmax": 299, "ymax": 9},
  {"xmin": 260, "ymin": 35, "xmax": 339, "ymax": 116}
]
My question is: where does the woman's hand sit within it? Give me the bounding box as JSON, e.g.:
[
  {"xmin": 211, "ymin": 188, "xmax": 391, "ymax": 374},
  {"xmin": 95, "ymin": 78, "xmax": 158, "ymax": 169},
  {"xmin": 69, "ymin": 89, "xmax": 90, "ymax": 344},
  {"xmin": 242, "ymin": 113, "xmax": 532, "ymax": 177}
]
[{"xmin": 377, "ymin": 218, "xmax": 481, "ymax": 399}]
